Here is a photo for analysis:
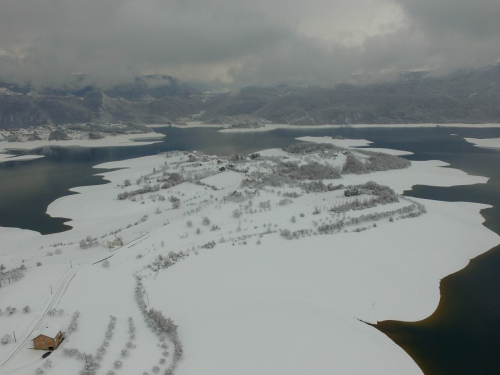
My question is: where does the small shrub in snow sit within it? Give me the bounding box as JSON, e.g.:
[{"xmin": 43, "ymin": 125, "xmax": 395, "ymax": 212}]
[
  {"xmin": 79, "ymin": 236, "xmax": 99, "ymax": 249},
  {"xmin": 291, "ymin": 216, "xmax": 296, "ymax": 223},
  {"xmin": 121, "ymin": 349, "xmax": 129, "ymax": 357},
  {"xmin": 1, "ymin": 334, "xmax": 12, "ymax": 344},
  {"xmin": 202, "ymin": 217, "xmax": 210, "ymax": 226},
  {"xmin": 36, "ymin": 262, "xmax": 42, "ymax": 267},
  {"xmin": 152, "ymin": 366, "xmax": 160, "ymax": 373},
  {"xmin": 113, "ymin": 360, "xmax": 122, "ymax": 369},
  {"xmin": 281, "ymin": 229, "xmax": 292, "ymax": 239},
  {"xmin": 54, "ymin": 248, "xmax": 62, "ymax": 254},
  {"xmin": 48, "ymin": 308, "xmax": 64, "ymax": 316},
  {"xmin": 6, "ymin": 307, "xmax": 16, "ymax": 315},
  {"xmin": 44, "ymin": 359, "xmax": 53, "ymax": 368},
  {"xmin": 63, "ymin": 348, "xmax": 79, "ymax": 357},
  {"xmin": 35, "ymin": 368, "xmax": 44, "ymax": 374},
  {"xmin": 233, "ymin": 209, "xmax": 241, "ymax": 218},
  {"xmin": 23, "ymin": 305, "xmax": 30, "ymax": 313},
  {"xmin": 102, "ymin": 260, "xmax": 110, "ymax": 268},
  {"xmin": 201, "ymin": 241, "xmax": 216, "ymax": 249},
  {"xmin": 186, "ymin": 220, "xmax": 193, "ymax": 228}
]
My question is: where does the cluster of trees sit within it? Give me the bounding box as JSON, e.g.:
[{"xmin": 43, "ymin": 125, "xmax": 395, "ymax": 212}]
[
  {"xmin": 105, "ymin": 317, "xmax": 137, "ymax": 374},
  {"xmin": 253, "ymin": 159, "xmax": 342, "ymax": 188},
  {"xmin": 148, "ymin": 251, "xmax": 188, "ymax": 272},
  {"xmin": 170, "ymin": 196, "xmax": 181, "ymax": 209},
  {"xmin": 342, "ymin": 152, "xmax": 410, "ymax": 175},
  {"xmin": 158, "ymin": 173, "xmax": 184, "ymax": 190},
  {"xmin": 201, "ymin": 240, "xmax": 216, "ymax": 249},
  {"xmin": 135, "ymin": 278, "xmax": 183, "ymax": 375},
  {"xmin": 118, "ymin": 184, "xmax": 160, "ymax": 200},
  {"xmin": 283, "ymin": 142, "xmax": 337, "ymax": 154},
  {"xmin": 277, "ymin": 161, "xmax": 341, "ymax": 181},
  {"xmin": 334, "ymin": 183, "xmax": 399, "ymax": 212},
  {"xmin": 318, "ymin": 200, "xmax": 426, "ymax": 235},
  {"xmin": 64, "ymin": 315, "xmax": 117, "ymax": 375},
  {"xmin": 79, "ymin": 236, "xmax": 99, "ymax": 249},
  {"xmin": 145, "ymin": 309, "xmax": 183, "ymax": 375},
  {"xmin": 0, "ymin": 264, "xmax": 27, "ymax": 287},
  {"xmin": 281, "ymin": 228, "xmax": 313, "ymax": 240}
]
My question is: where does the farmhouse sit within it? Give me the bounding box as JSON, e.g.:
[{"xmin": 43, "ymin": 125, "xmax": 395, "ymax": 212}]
[{"xmin": 32, "ymin": 323, "xmax": 63, "ymax": 350}]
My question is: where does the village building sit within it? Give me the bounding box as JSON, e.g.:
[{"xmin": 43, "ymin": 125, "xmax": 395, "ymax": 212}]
[{"xmin": 32, "ymin": 323, "xmax": 63, "ymax": 350}]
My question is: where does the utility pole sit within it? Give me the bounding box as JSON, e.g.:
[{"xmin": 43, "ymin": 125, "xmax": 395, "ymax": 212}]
[{"xmin": 12, "ymin": 331, "xmax": 16, "ymax": 343}]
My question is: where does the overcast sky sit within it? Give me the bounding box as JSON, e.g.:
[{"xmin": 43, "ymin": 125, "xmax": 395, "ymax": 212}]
[{"xmin": 1, "ymin": 0, "xmax": 499, "ymax": 88}]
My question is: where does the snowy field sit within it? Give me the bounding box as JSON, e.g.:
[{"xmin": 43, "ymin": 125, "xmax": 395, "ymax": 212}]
[{"xmin": 0, "ymin": 136, "xmax": 498, "ymax": 375}]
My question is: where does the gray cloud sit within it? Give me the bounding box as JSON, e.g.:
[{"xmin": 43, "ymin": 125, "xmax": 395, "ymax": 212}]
[{"xmin": 0, "ymin": 0, "xmax": 499, "ymax": 89}]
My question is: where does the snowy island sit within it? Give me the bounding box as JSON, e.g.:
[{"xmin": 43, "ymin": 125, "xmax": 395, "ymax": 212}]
[{"xmin": 0, "ymin": 136, "xmax": 497, "ymax": 375}]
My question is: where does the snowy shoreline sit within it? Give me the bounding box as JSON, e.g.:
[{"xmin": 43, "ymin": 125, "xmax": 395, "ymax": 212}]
[
  {"xmin": 464, "ymin": 137, "xmax": 500, "ymax": 150},
  {"xmin": 147, "ymin": 121, "xmax": 500, "ymax": 133},
  {"xmin": 0, "ymin": 132, "xmax": 165, "ymax": 164},
  {"xmin": 0, "ymin": 136, "xmax": 498, "ymax": 375}
]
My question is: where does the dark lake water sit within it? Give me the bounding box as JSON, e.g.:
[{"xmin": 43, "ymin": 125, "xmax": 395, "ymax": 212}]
[{"xmin": 2, "ymin": 125, "xmax": 500, "ymax": 373}]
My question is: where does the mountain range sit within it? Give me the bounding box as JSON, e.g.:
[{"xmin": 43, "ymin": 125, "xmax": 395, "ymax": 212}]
[{"xmin": 1, "ymin": 65, "xmax": 499, "ymax": 129}]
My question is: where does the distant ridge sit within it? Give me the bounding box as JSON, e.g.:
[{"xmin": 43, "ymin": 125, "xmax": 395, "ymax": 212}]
[{"xmin": 1, "ymin": 65, "xmax": 499, "ymax": 129}]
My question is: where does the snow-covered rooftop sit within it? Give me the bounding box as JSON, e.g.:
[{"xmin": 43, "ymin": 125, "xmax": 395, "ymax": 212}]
[{"xmin": 32, "ymin": 323, "xmax": 61, "ymax": 339}]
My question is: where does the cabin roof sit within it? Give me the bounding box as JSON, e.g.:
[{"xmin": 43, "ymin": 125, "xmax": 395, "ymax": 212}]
[{"xmin": 32, "ymin": 323, "xmax": 61, "ymax": 339}]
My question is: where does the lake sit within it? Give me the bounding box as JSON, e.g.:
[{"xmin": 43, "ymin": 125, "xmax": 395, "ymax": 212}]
[{"xmin": 2, "ymin": 125, "xmax": 500, "ymax": 374}]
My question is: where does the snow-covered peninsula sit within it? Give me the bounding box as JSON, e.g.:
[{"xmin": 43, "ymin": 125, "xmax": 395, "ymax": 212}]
[
  {"xmin": 464, "ymin": 137, "xmax": 500, "ymax": 150},
  {"xmin": 0, "ymin": 132, "xmax": 165, "ymax": 164},
  {"xmin": 0, "ymin": 137, "xmax": 497, "ymax": 375}
]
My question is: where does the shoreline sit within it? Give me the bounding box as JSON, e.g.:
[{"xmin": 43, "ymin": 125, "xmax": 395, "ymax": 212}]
[
  {"xmin": 464, "ymin": 137, "xmax": 500, "ymax": 150},
  {"xmin": 0, "ymin": 132, "xmax": 165, "ymax": 163},
  {"xmin": 147, "ymin": 121, "xmax": 500, "ymax": 133}
]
